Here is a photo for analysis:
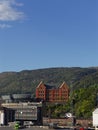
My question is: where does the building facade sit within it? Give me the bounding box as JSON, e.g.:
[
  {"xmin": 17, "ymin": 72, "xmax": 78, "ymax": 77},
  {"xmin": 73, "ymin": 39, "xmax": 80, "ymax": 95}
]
[
  {"xmin": 36, "ymin": 81, "xmax": 70, "ymax": 102},
  {"xmin": 2, "ymin": 102, "xmax": 43, "ymax": 125},
  {"xmin": 0, "ymin": 107, "xmax": 15, "ymax": 125}
]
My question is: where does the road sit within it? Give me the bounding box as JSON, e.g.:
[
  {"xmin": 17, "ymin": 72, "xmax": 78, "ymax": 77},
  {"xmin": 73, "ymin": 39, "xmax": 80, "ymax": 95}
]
[{"xmin": 0, "ymin": 126, "xmax": 53, "ymax": 130}]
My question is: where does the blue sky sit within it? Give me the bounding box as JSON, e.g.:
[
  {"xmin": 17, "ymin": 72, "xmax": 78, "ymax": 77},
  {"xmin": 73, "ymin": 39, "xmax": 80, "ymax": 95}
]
[{"xmin": 0, "ymin": 0, "xmax": 98, "ymax": 72}]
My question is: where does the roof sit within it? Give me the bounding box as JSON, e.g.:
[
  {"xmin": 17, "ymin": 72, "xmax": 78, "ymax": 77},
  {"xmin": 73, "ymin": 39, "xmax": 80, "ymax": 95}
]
[
  {"xmin": 59, "ymin": 81, "xmax": 69, "ymax": 89},
  {"xmin": 36, "ymin": 81, "xmax": 43, "ymax": 88},
  {"xmin": 37, "ymin": 81, "xmax": 69, "ymax": 90},
  {"xmin": 0, "ymin": 106, "xmax": 13, "ymax": 111},
  {"xmin": 44, "ymin": 84, "xmax": 56, "ymax": 89},
  {"xmin": 36, "ymin": 81, "xmax": 56, "ymax": 89},
  {"xmin": 93, "ymin": 108, "xmax": 98, "ymax": 114}
]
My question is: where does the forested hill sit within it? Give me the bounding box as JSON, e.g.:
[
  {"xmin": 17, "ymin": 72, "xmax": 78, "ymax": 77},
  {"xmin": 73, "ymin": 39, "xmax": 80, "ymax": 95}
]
[{"xmin": 0, "ymin": 67, "xmax": 98, "ymax": 95}]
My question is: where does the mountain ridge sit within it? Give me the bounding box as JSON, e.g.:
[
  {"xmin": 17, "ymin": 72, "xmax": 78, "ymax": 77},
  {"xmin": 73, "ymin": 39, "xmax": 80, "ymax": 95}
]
[{"xmin": 0, "ymin": 67, "xmax": 98, "ymax": 95}]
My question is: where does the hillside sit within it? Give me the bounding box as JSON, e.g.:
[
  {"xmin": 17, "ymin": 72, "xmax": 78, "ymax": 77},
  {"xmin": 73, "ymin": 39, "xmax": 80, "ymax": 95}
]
[{"xmin": 0, "ymin": 67, "xmax": 98, "ymax": 96}]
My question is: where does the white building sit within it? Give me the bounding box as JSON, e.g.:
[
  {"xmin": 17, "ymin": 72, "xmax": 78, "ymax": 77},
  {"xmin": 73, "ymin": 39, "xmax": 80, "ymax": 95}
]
[{"xmin": 93, "ymin": 108, "xmax": 98, "ymax": 128}]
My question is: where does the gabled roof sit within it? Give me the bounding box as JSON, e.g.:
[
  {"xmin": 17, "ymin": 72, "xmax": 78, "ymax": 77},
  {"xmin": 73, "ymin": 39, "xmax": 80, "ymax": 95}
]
[
  {"xmin": 36, "ymin": 81, "xmax": 44, "ymax": 88},
  {"xmin": 36, "ymin": 81, "xmax": 56, "ymax": 89},
  {"xmin": 59, "ymin": 81, "xmax": 69, "ymax": 89},
  {"xmin": 93, "ymin": 108, "xmax": 98, "ymax": 114},
  {"xmin": 36, "ymin": 81, "xmax": 69, "ymax": 90}
]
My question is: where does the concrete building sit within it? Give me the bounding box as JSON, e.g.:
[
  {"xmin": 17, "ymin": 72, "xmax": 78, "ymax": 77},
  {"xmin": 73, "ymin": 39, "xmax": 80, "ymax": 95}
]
[
  {"xmin": 0, "ymin": 107, "xmax": 15, "ymax": 125},
  {"xmin": 1, "ymin": 94, "xmax": 43, "ymax": 126}
]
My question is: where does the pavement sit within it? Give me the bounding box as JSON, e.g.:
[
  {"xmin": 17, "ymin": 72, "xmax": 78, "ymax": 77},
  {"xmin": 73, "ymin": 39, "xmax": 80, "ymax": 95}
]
[{"xmin": 0, "ymin": 126, "xmax": 51, "ymax": 130}]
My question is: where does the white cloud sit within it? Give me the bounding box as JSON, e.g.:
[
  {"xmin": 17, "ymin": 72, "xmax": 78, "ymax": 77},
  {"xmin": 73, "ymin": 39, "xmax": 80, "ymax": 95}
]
[
  {"xmin": 0, "ymin": 0, "xmax": 24, "ymax": 21},
  {"xmin": 0, "ymin": 23, "xmax": 12, "ymax": 28}
]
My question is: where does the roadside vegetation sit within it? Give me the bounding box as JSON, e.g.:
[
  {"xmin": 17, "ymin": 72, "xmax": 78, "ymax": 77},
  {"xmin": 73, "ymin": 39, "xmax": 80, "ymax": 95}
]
[{"xmin": 45, "ymin": 84, "xmax": 98, "ymax": 119}]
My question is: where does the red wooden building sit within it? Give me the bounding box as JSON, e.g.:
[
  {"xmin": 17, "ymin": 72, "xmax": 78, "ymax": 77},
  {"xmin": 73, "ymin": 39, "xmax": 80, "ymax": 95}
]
[{"xmin": 36, "ymin": 81, "xmax": 70, "ymax": 102}]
